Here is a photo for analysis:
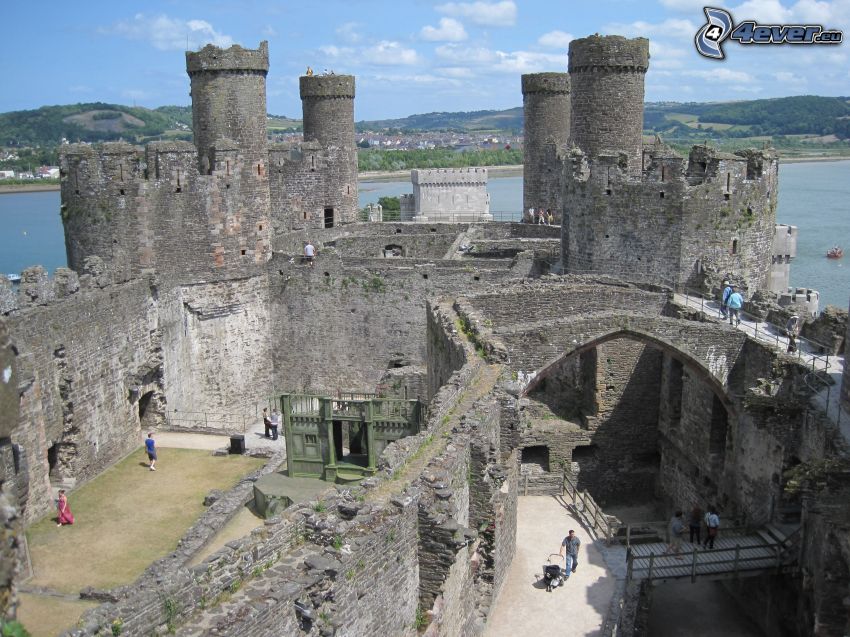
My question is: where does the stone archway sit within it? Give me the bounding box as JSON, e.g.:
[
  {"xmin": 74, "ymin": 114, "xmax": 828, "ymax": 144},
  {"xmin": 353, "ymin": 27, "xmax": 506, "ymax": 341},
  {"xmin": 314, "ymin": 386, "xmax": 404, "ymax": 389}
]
[{"xmin": 517, "ymin": 326, "xmax": 740, "ymax": 506}]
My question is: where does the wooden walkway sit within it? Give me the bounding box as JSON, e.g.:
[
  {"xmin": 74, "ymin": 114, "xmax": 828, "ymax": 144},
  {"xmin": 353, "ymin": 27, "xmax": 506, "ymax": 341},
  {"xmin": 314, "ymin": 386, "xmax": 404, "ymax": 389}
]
[{"xmin": 627, "ymin": 525, "xmax": 798, "ymax": 583}]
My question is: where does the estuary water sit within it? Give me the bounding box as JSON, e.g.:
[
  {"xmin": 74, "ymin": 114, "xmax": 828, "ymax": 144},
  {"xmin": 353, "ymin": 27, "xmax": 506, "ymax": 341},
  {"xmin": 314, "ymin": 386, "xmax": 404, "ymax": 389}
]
[{"xmin": 2, "ymin": 160, "xmax": 848, "ymax": 308}]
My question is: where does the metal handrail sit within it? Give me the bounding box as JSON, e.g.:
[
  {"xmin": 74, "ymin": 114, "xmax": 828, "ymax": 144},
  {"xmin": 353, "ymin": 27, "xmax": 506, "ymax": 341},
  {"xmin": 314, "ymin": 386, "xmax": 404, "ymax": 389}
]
[{"xmin": 627, "ymin": 536, "xmax": 798, "ymax": 583}]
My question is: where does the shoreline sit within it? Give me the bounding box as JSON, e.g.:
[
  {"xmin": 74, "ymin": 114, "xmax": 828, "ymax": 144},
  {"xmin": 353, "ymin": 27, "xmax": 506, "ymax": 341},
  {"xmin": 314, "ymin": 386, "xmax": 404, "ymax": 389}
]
[{"xmin": 1, "ymin": 156, "xmax": 847, "ymax": 194}]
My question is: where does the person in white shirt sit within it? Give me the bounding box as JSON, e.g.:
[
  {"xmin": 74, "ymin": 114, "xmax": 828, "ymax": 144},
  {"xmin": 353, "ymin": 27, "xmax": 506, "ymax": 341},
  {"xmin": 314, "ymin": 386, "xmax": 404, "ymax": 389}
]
[{"xmin": 304, "ymin": 241, "xmax": 316, "ymax": 267}]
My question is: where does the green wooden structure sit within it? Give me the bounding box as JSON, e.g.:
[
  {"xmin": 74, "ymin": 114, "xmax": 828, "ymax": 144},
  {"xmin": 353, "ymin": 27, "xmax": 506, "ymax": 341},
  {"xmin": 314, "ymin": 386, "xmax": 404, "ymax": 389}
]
[{"xmin": 278, "ymin": 392, "xmax": 423, "ymax": 484}]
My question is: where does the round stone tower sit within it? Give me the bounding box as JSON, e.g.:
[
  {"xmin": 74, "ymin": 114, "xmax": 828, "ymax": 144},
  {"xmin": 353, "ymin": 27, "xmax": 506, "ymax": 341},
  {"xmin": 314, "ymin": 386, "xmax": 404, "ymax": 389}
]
[
  {"xmin": 186, "ymin": 41, "xmax": 269, "ymax": 171},
  {"xmin": 300, "ymin": 75, "xmax": 358, "ymax": 225},
  {"xmin": 568, "ymin": 35, "xmax": 649, "ymax": 176},
  {"xmin": 522, "ymin": 73, "xmax": 570, "ymax": 222}
]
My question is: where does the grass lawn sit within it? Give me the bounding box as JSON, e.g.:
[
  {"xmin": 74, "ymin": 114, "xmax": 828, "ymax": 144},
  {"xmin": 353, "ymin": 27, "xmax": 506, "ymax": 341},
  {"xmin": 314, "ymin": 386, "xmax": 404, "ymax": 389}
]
[
  {"xmin": 16, "ymin": 594, "xmax": 98, "ymax": 637},
  {"xmin": 25, "ymin": 447, "xmax": 264, "ymax": 594}
]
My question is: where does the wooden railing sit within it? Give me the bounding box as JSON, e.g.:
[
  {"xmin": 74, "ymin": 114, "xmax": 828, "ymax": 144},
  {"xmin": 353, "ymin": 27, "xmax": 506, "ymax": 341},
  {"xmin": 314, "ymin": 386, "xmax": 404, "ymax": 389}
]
[{"xmin": 562, "ymin": 472, "xmax": 617, "ymax": 544}]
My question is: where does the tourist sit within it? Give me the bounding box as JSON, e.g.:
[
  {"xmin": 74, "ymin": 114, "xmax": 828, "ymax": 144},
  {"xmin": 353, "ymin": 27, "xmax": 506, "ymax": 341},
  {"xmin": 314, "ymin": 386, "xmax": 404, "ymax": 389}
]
[
  {"xmin": 527, "ymin": 207, "xmax": 535, "ymax": 223},
  {"xmin": 262, "ymin": 407, "xmax": 272, "ymax": 438},
  {"xmin": 304, "ymin": 241, "xmax": 316, "ymax": 267},
  {"xmin": 145, "ymin": 432, "xmax": 157, "ymax": 471},
  {"xmin": 559, "ymin": 529, "xmax": 581, "ymax": 577},
  {"xmin": 547, "ymin": 209, "xmax": 554, "ymax": 225},
  {"xmin": 305, "ymin": 66, "xmax": 313, "ymax": 76},
  {"xmin": 270, "ymin": 408, "xmax": 281, "ymax": 441},
  {"xmin": 688, "ymin": 505, "xmax": 703, "ymax": 545},
  {"xmin": 666, "ymin": 511, "xmax": 685, "ymax": 559},
  {"xmin": 720, "ymin": 280, "xmax": 732, "ymax": 319},
  {"xmin": 703, "ymin": 508, "xmax": 721, "ymax": 549},
  {"xmin": 786, "ymin": 314, "xmax": 801, "ymax": 354},
  {"xmin": 727, "ymin": 286, "xmax": 743, "ymax": 327},
  {"xmin": 56, "ymin": 489, "xmax": 74, "ymax": 527},
  {"xmin": 537, "ymin": 208, "xmax": 545, "ymax": 225}
]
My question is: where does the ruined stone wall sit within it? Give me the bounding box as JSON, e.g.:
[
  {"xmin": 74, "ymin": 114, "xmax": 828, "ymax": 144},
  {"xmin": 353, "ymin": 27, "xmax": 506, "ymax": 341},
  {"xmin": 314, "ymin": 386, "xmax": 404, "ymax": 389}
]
[
  {"xmin": 0, "ymin": 318, "xmax": 22, "ymax": 621},
  {"xmin": 269, "ymin": 254, "xmax": 514, "ymax": 396},
  {"xmin": 6, "ymin": 275, "xmax": 158, "ymax": 522},
  {"xmin": 159, "ymin": 275, "xmax": 272, "ymax": 419},
  {"xmin": 842, "ymin": 297, "xmax": 850, "ymax": 413},
  {"xmin": 522, "ymin": 73, "xmax": 570, "ymax": 223},
  {"xmin": 427, "ymin": 301, "xmax": 471, "ymax": 401},
  {"xmin": 328, "ymin": 233, "xmax": 458, "ymax": 260}
]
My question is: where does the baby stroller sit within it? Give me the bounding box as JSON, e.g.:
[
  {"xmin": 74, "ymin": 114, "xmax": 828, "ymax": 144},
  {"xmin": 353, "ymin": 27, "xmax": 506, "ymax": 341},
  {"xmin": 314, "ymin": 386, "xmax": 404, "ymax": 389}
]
[{"xmin": 543, "ymin": 554, "xmax": 564, "ymax": 592}]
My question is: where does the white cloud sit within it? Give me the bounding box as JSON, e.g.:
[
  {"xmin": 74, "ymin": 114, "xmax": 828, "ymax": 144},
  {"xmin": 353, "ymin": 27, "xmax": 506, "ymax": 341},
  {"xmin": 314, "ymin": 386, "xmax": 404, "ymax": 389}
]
[
  {"xmin": 435, "ymin": 44, "xmax": 499, "ymax": 64},
  {"xmin": 436, "ymin": 1, "xmax": 517, "ymax": 27},
  {"xmin": 732, "ymin": 0, "xmax": 792, "ymax": 23},
  {"xmin": 262, "ymin": 25, "xmax": 278, "ymax": 38},
  {"xmin": 68, "ymin": 85, "xmax": 92, "ymax": 94},
  {"xmin": 649, "ymin": 41, "xmax": 689, "ymax": 69},
  {"xmin": 122, "ymin": 88, "xmax": 151, "ymax": 100},
  {"xmin": 603, "ymin": 18, "xmax": 697, "ymax": 39},
  {"xmin": 106, "ymin": 14, "xmax": 234, "ymax": 51},
  {"xmin": 362, "ymin": 41, "xmax": 422, "ymax": 65},
  {"xmin": 773, "ymin": 71, "xmax": 806, "ymax": 83},
  {"xmin": 438, "ymin": 66, "xmax": 475, "ymax": 78},
  {"xmin": 319, "ymin": 45, "xmax": 355, "ymax": 59},
  {"xmin": 790, "ymin": 0, "xmax": 835, "ymax": 23},
  {"xmin": 684, "ymin": 68, "xmax": 756, "ymax": 83},
  {"xmin": 659, "ymin": 0, "xmax": 712, "ymax": 11},
  {"xmin": 538, "ymin": 30, "xmax": 574, "ymax": 49},
  {"xmin": 421, "ymin": 18, "xmax": 468, "ymax": 41},
  {"xmin": 436, "ymin": 44, "xmax": 564, "ymax": 73},
  {"xmin": 336, "ymin": 22, "xmax": 363, "ymax": 44}
]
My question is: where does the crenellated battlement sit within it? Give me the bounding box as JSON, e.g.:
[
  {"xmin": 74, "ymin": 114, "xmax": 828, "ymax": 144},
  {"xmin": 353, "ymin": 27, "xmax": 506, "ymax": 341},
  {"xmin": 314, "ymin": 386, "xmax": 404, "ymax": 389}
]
[
  {"xmin": 299, "ymin": 75, "xmax": 356, "ymax": 100},
  {"xmin": 568, "ymin": 35, "xmax": 650, "ymax": 73},
  {"xmin": 521, "ymin": 72, "xmax": 570, "ymax": 95},
  {"xmin": 412, "ymin": 168, "xmax": 488, "ymax": 187},
  {"xmin": 562, "ymin": 141, "xmax": 779, "ymax": 290},
  {"xmin": 0, "ymin": 258, "xmax": 130, "ymax": 316},
  {"xmin": 185, "ymin": 41, "xmax": 269, "ymax": 75}
]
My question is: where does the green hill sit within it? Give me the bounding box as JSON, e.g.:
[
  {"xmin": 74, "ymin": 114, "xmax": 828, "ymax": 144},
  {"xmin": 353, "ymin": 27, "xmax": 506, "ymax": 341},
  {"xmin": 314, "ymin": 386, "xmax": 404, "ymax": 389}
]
[
  {"xmin": 2, "ymin": 96, "xmax": 849, "ymax": 151},
  {"xmin": 357, "ymin": 107, "xmax": 524, "ymax": 133},
  {"xmin": 0, "ymin": 103, "xmax": 194, "ymax": 147}
]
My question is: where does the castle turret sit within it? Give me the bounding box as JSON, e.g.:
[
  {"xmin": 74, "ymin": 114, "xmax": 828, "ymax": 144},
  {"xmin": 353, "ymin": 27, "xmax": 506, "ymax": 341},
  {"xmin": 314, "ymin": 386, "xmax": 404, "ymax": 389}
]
[
  {"xmin": 186, "ymin": 42, "xmax": 270, "ymax": 172},
  {"xmin": 299, "ymin": 75, "xmax": 357, "ymax": 226},
  {"xmin": 186, "ymin": 42, "xmax": 272, "ymax": 271},
  {"xmin": 60, "ymin": 142, "xmax": 143, "ymax": 282},
  {"xmin": 522, "ymin": 73, "xmax": 570, "ymax": 223},
  {"xmin": 568, "ymin": 35, "xmax": 649, "ymax": 176}
]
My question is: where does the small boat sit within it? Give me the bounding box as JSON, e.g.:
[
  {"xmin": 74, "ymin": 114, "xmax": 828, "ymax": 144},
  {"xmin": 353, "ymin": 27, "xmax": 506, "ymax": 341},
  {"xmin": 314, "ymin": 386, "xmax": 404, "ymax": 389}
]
[
  {"xmin": 826, "ymin": 246, "xmax": 844, "ymax": 259},
  {"xmin": 6, "ymin": 274, "xmax": 21, "ymax": 283}
]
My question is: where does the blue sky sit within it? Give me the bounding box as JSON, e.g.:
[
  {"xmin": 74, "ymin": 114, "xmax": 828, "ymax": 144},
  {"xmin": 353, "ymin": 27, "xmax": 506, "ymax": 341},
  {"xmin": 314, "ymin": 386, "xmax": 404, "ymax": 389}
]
[{"xmin": 3, "ymin": 0, "xmax": 848, "ymax": 120}]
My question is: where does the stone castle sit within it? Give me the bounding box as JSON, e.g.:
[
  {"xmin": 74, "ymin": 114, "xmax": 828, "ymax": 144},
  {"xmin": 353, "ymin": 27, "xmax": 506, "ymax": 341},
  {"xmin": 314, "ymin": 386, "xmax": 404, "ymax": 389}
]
[{"xmin": 1, "ymin": 35, "xmax": 849, "ymax": 636}]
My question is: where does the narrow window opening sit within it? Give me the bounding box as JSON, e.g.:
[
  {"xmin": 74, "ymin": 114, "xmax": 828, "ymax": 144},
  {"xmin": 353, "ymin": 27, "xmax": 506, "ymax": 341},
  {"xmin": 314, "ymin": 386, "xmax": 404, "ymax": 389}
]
[
  {"xmin": 659, "ymin": 191, "xmax": 665, "ymax": 199},
  {"xmin": 732, "ymin": 239, "xmax": 739, "ymax": 254},
  {"xmin": 119, "ymin": 189, "xmax": 125, "ymax": 196},
  {"xmin": 661, "ymin": 165, "xmax": 666, "ymax": 182},
  {"xmin": 226, "ymin": 160, "xmax": 230, "ymax": 176},
  {"xmin": 258, "ymin": 224, "xmax": 263, "ymax": 231},
  {"xmin": 422, "ymin": 273, "xmax": 429, "ymax": 280},
  {"xmin": 240, "ymin": 249, "xmax": 246, "ymax": 255},
  {"xmin": 726, "ymin": 172, "xmax": 731, "ymax": 191},
  {"xmin": 324, "ymin": 207, "xmax": 334, "ymax": 229},
  {"xmin": 303, "ymin": 211, "xmax": 308, "ymax": 220}
]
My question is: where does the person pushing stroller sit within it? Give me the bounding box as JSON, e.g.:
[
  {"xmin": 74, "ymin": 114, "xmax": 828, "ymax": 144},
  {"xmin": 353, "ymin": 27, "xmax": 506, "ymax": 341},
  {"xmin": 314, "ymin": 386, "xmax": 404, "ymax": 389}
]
[{"xmin": 559, "ymin": 529, "xmax": 581, "ymax": 578}]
